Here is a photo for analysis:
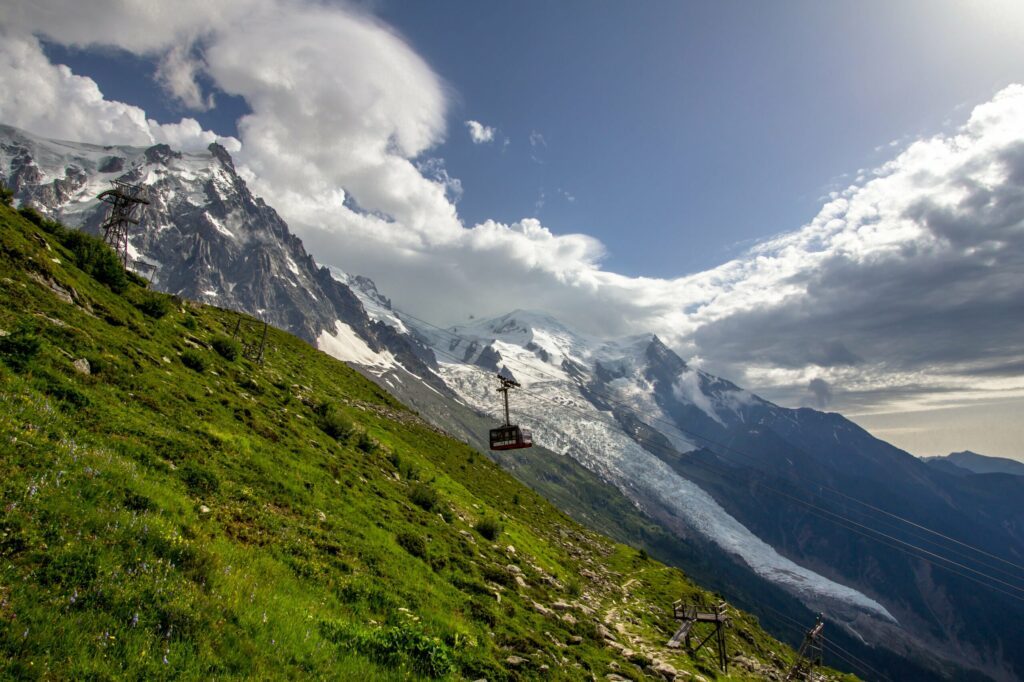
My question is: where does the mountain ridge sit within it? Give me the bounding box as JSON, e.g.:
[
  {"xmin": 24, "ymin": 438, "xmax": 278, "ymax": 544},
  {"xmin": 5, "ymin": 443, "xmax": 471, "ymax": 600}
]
[
  {"xmin": 5, "ymin": 123, "xmax": 1022, "ymax": 681},
  {"xmin": 924, "ymin": 451, "xmax": 1024, "ymax": 477},
  {"xmin": 0, "ymin": 197, "xmax": 850, "ymax": 680}
]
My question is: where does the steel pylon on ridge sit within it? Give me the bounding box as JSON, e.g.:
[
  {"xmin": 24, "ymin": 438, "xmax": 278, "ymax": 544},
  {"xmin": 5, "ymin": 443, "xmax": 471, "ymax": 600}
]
[
  {"xmin": 786, "ymin": 614, "xmax": 825, "ymax": 681},
  {"xmin": 97, "ymin": 180, "xmax": 149, "ymax": 268}
]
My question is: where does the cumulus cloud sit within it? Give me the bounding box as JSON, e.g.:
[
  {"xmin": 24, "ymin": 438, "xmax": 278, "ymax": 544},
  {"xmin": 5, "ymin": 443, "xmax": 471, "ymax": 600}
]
[
  {"xmin": 0, "ymin": 33, "xmax": 238, "ymax": 151},
  {"xmin": 682, "ymin": 85, "xmax": 1024, "ymax": 412},
  {"xmin": 465, "ymin": 120, "xmax": 495, "ymax": 144},
  {"xmin": 3, "ymin": 0, "xmax": 1024, "ymax": 421},
  {"xmin": 155, "ymin": 44, "xmax": 213, "ymax": 110}
]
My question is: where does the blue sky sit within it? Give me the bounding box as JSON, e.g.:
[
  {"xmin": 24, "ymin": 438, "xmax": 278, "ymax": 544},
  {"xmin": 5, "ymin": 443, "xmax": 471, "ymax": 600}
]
[
  {"xmin": 5, "ymin": 0, "xmax": 1024, "ymax": 457},
  {"xmin": 44, "ymin": 1, "xmax": 1024, "ymax": 277}
]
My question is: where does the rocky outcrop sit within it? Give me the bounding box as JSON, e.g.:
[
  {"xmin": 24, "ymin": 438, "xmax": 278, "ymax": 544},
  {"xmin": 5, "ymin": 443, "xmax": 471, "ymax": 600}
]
[{"xmin": 0, "ymin": 124, "xmax": 441, "ymax": 386}]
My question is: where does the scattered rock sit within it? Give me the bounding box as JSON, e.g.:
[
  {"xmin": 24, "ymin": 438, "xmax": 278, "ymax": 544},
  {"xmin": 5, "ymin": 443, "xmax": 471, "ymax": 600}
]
[
  {"xmin": 560, "ymin": 613, "xmax": 577, "ymax": 625},
  {"xmin": 506, "ymin": 564, "xmax": 522, "ymax": 575},
  {"xmin": 506, "ymin": 545, "xmax": 516, "ymax": 554},
  {"xmin": 317, "ymin": 510, "xmax": 327, "ymax": 522},
  {"xmin": 532, "ymin": 602, "xmax": 553, "ymax": 617},
  {"xmin": 72, "ymin": 358, "xmax": 91, "ymax": 375},
  {"xmin": 604, "ymin": 639, "xmax": 633, "ymax": 657},
  {"xmin": 596, "ymin": 623, "xmax": 614, "ymax": 640},
  {"xmin": 28, "ymin": 272, "xmax": 73, "ymax": 304},
  {"xmin": 505, "ymin": 655, "xmax": 527, "ymax": 667},
  {"xmin": 199, "ymin": 505, "xmax": 211, "ymax": 514},
  {"xmin": 515, "ymin": 576, "xmax": 527, "ymax": 588},
  {"xmin": 551, "ymin": 600, "xmax": 572, "ymax": 611},
  {"xmin": 605, "ymin": 675, "xmax": 628, "ymax": 681},
  {"xmin": 569, "ymin": 635, "xmax": 583, "ymax": 645},
  {"xmin": 651, "ymin": 660, "xmax": 678, "ymax": 680}
]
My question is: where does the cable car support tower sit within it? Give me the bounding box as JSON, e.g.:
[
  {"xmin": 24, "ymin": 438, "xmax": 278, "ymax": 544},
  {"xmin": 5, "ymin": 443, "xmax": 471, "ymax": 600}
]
[
  {"xmin": 785, "ymin": 614, "xmax": 825, "ymax": 681},
  {"xmin": 98, "ymin": 180, "xmax": 149, "ymax": 268},
  {"xmin": 667, "ymin": 599, "xmax": 731, "ymax": 673}
]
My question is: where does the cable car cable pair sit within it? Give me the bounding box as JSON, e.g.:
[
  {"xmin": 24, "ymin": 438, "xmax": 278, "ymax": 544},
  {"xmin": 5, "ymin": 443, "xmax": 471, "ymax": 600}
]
[{"xmin": 393, "ymin": 309, "xmax": 1024, "ymax": 597}]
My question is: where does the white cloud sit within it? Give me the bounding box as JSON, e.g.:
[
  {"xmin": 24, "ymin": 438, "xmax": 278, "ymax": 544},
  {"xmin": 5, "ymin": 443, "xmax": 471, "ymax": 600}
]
[
  {"xmin": 155, "ymin": 44, "xmax": 213, "ymax": 111},
  {"xmin": 0, "ymin": 33, "xmax": 238, "ymax": 151},
  {"xmin": 465, "ymin": 120, "xmax": 495, "ymax": 144},
  {"xmin": 4, "ymin": 0, "xmax": 1024, "ymax": 420}
]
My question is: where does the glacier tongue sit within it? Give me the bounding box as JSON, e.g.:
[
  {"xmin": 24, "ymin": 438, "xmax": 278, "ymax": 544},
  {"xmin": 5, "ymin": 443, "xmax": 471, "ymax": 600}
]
[{"xmin": 415, "ymin": 311, "xmax": 896, "ymax": 624}]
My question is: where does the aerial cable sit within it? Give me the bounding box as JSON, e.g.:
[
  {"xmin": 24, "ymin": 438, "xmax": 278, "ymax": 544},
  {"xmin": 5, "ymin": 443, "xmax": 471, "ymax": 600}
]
[
  {"xmin": 819, "ymin": 484, "xmax": 1024, "ymax": 575},
  {"xmin": 387, "ymin": 305, "xmax": 1024, "ymax": 598},
  {"xmin": 820, "ymin": 637, "xmax": 891, "ymax": 682},
  {"xmin": 393, "ymin": 306, "xmax": 1024, "ymax": 579},
  {"xmin": 417, "ymin": 336, "xmax": 1024, "ymax": 601},
  {"xmin": 512, "ymin": 378, "xmax": 1024, "ymax": 601}
]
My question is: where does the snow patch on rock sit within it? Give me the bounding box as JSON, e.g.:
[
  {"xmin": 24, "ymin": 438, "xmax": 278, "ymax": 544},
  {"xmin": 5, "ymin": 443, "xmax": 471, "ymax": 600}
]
[{"xmin": 318, "ymin": 320, "xmax": 394, "ymax": 368}]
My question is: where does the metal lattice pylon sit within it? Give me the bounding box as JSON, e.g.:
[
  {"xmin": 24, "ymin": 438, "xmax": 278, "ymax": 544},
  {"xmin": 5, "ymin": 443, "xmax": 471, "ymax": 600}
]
[
  {"xmin": 98, "ymin": 181, "xmax": 149, "ymax": 267},
  {"xmin": 786, "ymin": 614, "xmax": 825, "ymax": 681},
  {"xmin": 667, "ymin": 599, "xmax": 731, "ymax": 673}
]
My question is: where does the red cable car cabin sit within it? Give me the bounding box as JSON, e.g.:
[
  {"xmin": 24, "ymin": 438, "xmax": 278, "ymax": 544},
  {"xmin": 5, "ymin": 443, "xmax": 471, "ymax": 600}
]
[
  {"xmin": 488, "ymin": 374, "xmax": 533, "ymax": 451},
  {"xmin": 489, "ymin": 425, "xmax": 533, "ymax": 451}
]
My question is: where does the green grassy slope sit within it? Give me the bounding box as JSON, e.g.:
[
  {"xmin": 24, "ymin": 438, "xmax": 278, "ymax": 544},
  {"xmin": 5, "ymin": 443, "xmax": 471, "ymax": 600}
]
[{"xmin": 0, "ymin": 204, "xmax": 856, "ymax": 681}]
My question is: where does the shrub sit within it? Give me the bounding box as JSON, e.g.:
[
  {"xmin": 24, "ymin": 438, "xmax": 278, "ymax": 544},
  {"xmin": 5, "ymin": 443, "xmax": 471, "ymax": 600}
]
[
  {"xmin": 467, "ymin": 599, "xmax": 498, "ymax": 626},
  {"xmin": 408, "ymin": 483, "xmax": 439, "ymax": 512},
  {"xmin": 211, "ymin": 335, "xmax": 240, "ymax": 361},
  {"xmin": 60, "ymin": 229, "xmax": 128, "ymax": 293},
  {"xmin": 356, "ymin": 431, "xmax": 378, "ymax": 454},
  {"xmin": 481, "ymin": 565, "xmax": 513, "ymax": 587},
  {"xmin": 1, "ymin": 182, "xmax": 14, "ymax": 207},
  {"xmin": 319, "ymin": 621, "xmax": 454, "ymax": 678},
  {"xmin": 316, "ymin": 404, "xmax": 354, "ymax": 441},
  {"xmin": 180, "ymin": 462, "xmax": 219, "ymax": 495},
  {"xmin": 0, "ymin": 324, "xmax": 41, "ymax": 371},
  {"xmin": 134, "ymin": 292, "xmax": 171, "ymax": 318},
  {"xmin": 396, "ymin": 531, "xmax": 427, "ymax": 560},
  {"xmin": 40, "ymin": 377, "xmax": 89, "ymax": 410},
  {"xmin": 474, "ymin": 517, "xmax": 503, "ymax": 541},
  {"xmin": 180, "ymin": 350, "xmax": 206, "ymax": 372},
  {"xmin": 18, "ymin": 205, "xmax": 59, "ymax": 232}
]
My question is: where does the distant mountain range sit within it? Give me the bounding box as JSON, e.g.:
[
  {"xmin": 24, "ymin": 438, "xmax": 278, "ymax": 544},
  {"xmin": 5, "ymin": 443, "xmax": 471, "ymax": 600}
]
[
  {"xmin": 5, "ymin": 123, "xmax": 1023, "ymax": 681},
  {"xmin": 924, "ymin": 451, "xmax": 1024, "ymax": 478}
]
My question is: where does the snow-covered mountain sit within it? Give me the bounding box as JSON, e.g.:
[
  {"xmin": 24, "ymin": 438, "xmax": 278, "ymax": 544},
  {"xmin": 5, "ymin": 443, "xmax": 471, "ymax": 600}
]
[
  {"xmin": 7, "ymin": 124, "xmax": 1023, "ymax": 680},
  {"xmin": 414, "ymin": 311, "xmax": 895, "ymax": 615},
  {"xmin": 0, "ymin": 123, "xmax": 441, "ymax": 389},
  {"xmin": 390, "ymin": 309, "xmax": 1024, "ymax": 681}
]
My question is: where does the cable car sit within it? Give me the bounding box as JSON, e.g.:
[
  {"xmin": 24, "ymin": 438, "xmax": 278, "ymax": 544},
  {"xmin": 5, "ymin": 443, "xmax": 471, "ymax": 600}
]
[{"xmin": 489, "ymin": 375, "xmax": 533, "ymax": 451}]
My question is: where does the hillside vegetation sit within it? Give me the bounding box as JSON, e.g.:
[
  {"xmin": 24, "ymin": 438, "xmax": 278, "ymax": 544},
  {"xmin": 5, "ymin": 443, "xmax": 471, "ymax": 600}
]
[{"xmin": 0, "ymin": 203, "xmax": 855, "ymax": 680}]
